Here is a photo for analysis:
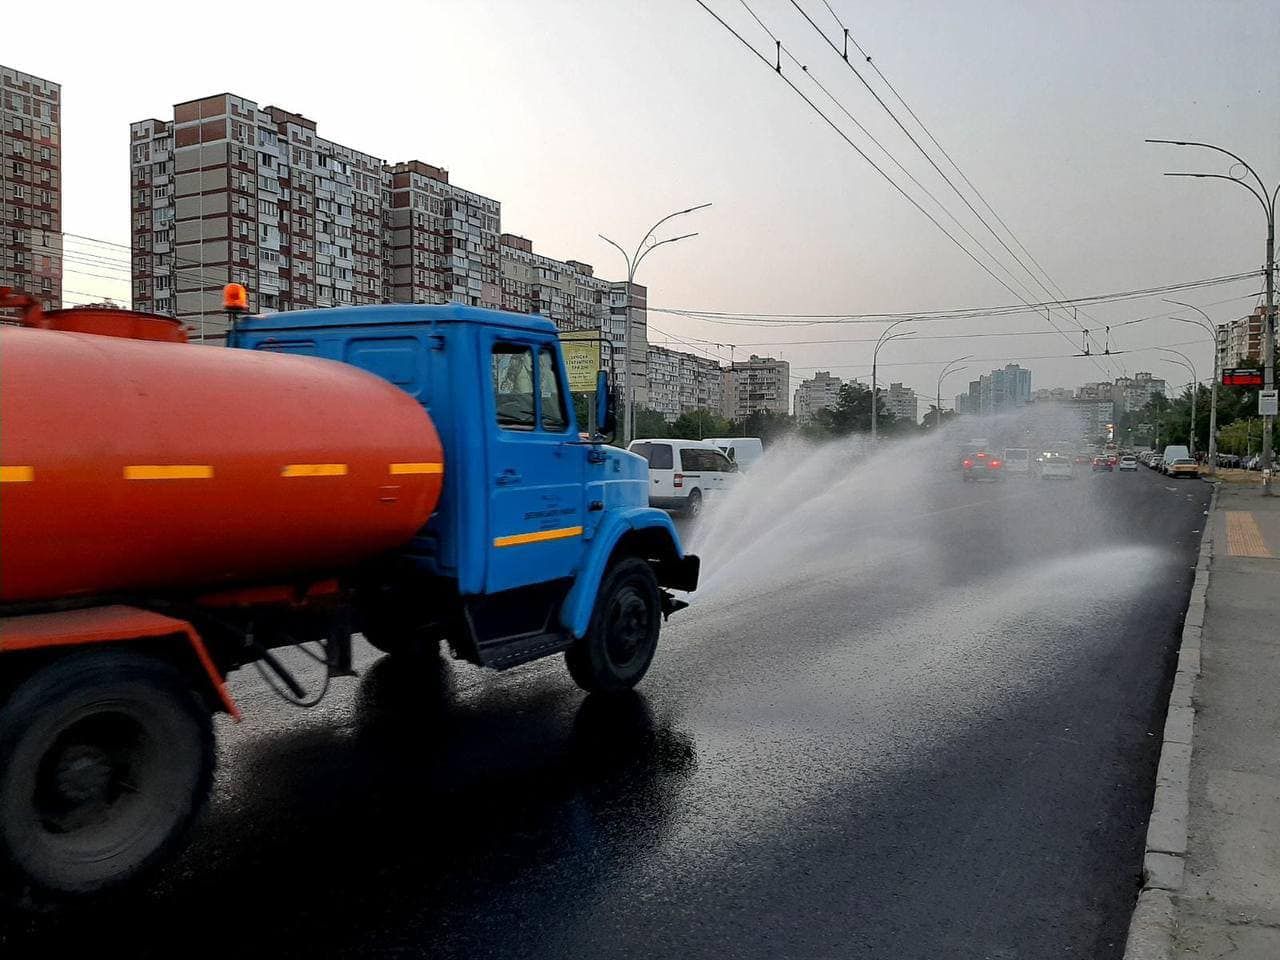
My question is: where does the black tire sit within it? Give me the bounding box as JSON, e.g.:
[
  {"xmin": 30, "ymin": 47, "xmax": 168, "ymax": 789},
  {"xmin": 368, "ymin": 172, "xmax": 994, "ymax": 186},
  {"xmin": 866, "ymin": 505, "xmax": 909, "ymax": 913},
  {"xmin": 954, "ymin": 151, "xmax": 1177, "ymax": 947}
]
[
  {"xmin": 565, "ymin": 558, "xmax": 662, "ymax": 694},
  {"xmin": 684, "ymin": 489, "xmax": 703, "ymax": 518},
  {"xmin": 0, "ymin": 650, "xmax": 214, "ymax": 897}
]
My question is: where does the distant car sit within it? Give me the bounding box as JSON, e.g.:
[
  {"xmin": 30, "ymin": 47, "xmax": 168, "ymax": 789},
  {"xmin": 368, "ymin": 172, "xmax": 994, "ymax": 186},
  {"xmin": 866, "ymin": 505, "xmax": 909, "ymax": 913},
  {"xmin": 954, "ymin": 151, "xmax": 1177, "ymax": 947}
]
[
  {"xmin": 962, "ymin": 450, "xmax": 1003, "ymax": 482},
  {"xmin": 628, "ymin": 439, "xmax": 738, "ymax": 517},
  {"xmin": 1150, "ymin": 455, "xmax": 1164, "ymax": 471},
  {"xmin": 1167, "ymin": 458, "xmax": 1199, "ymax": 479},
  {"xmin": 1118, "ymin": 455, "xmax": 1138, "ymax": 472},
  {"xmin": 1002, "ymin": 447, "xmax": 1031, "ymax": 478},
  {"xmin": 1091, "ymin": 456, "xmax": 1114, "ymax": 472},
  {"xmin": 1039, "ymin": 454, "xmax": 1074, "ymax": 480}
]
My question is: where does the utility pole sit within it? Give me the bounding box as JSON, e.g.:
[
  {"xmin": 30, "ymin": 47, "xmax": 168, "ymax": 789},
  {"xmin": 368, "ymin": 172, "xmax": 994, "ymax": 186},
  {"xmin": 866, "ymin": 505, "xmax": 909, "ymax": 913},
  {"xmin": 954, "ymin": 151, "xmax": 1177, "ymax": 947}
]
[
  {"xmin": 871, "ymin": 319, "xmax": 917, "ymax": 442},
  {"xmin": 1148, "ymin": 140, "xmax": 1277, "ymax": 493},
  {"xmin": 600, "ymin": 203, "xmax": 711, "ymax": 446}
]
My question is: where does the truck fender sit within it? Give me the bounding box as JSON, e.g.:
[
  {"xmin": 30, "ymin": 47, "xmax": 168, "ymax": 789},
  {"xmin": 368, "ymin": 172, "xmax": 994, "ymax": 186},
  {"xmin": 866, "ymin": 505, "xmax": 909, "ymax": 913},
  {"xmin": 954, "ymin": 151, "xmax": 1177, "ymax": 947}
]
[
  {"xmin": 560, "ymin": 508, "xmax": 694, "ymax": 639},
  {"xmin": 0, "ymin": 605, "xmax": 240, "ymax": 721}
]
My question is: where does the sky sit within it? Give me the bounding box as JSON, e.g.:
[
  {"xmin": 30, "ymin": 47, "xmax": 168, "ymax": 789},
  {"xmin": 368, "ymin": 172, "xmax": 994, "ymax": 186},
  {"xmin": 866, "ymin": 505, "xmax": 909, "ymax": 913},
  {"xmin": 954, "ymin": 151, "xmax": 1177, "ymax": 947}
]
[{"xmin": 9, "ymin": 0, "xmax": 1278, "ymax": 402}]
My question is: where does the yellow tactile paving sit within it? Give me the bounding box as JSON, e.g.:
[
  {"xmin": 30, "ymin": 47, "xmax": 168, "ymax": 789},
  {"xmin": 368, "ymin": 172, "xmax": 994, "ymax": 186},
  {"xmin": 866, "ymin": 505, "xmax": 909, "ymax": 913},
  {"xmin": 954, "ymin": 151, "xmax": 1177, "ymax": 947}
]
[{"xmin": 1225, "ymin": 511, "xmax": 1273, "ymax": 558}]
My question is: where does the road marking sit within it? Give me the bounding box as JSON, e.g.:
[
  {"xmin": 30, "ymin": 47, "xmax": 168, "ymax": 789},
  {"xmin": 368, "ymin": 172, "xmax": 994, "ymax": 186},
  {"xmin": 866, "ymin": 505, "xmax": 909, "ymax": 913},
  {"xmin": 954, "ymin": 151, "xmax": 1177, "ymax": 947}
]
[
  {"xmin": 389, "ymin": 462, "xmax": 444, "ymax": 475},
  {"xmin": 1225, "ymin": 511, "xmax": 1272, "ymax": 558},
  {"xmin": 281, "ymin": 463, "xmax": 348, "ymax": 477},
  {"xmin": 0, "ymin": 466, "xmax": 34, "ymax": 483},
  {"xmin": 124, "ymin": 465, "xmax": 213, "ymax": 480},
  {"xmin": 493, "ymin": 525, "xmax": 584, "ymax": 548}
]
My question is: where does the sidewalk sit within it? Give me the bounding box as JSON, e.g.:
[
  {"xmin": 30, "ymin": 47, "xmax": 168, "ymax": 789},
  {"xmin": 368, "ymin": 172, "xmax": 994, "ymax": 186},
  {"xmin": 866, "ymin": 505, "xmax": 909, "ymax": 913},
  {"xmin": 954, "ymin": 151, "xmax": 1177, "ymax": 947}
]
[{"xmin": 1125, "ymin": 482, "xmax": 1280, "ymax": 959}]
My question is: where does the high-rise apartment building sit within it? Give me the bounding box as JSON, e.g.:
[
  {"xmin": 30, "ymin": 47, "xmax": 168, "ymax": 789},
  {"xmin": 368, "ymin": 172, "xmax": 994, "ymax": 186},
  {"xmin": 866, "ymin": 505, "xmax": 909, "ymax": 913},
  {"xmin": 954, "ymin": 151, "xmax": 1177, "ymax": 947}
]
[
  {"xmin": 498, "ymin": 234, "xmax": 609, "ymax": 332},
  {"xmin": 130, "ymin": 93, "xmax": 651, "ymax": 399},
  {"xmin": 1, "ymin": 66, "xmax": 61, "ymax": 309},
  {"xmin": 1217, "ymin": 306, "xmax": 1267, "ymax": 368},
  {"xmin": 722, "ymin": 355, "xmax": 790, "ymax": 420},
  {"xmin": 644, "ymin": 344, "xmax": 724, "ymax": 422},
  {"xmin": 386, "ymin": 160, "xmax": 500, "ymax": 309},
  {"xmin": 1111, "ymin": 372, "xmax": 1165, "ymax": 413},
  {"xmin": 886, "ymin": 382, "xmax": 918, "ymax": 424},
  {"xmin": 794, "ymin": 371, "xmax": 842, "ymax": 425},
  {"xmin": 131, "ymin": 94, "xmax": 388, "ymax": 335}
]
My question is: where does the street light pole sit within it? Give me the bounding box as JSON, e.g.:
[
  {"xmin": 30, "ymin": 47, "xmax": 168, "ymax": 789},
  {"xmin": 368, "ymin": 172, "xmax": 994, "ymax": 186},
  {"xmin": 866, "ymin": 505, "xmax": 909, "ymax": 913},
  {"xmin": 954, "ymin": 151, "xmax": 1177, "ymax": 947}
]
[
  {"xmin": 600, "ymin": 203, "xmax": 712, "ymax": 447},
  {"xmin": 1164, "ymin": 298, "xmax": 1220, "ymax": 473},
  {"xmin": 871, "ymin": 319, "xmax": 917, "ymax": 443},
  {"xmin": 936, "ymin": 356, "xmax": 973, "ymax": 430},
  {"xmin": 1148, "ymin": 139, "xmax": 1277, "ymax": 493},
  {"xmin": 1158, "ymin": 347, "xmax": 1199, "ymax": 456}
]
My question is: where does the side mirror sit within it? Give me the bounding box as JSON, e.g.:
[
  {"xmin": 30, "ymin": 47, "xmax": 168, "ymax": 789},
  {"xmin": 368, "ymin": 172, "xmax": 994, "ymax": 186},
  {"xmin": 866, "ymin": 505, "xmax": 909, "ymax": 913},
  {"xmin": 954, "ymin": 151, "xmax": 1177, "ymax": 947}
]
[{"xmin": 594, "ymin": 369, "xmax": 616, "ymax": 436}]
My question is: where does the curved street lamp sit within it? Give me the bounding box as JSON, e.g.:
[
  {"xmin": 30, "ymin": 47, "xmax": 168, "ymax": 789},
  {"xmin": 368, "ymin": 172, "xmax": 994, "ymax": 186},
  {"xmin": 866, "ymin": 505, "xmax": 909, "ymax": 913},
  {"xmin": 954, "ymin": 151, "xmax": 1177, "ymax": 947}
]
[
  {"xmin": 600, "ymin": 203, "xmax": 712, "ymax": 445},
  {"xmin": 1157, "ymin": 346, "xmax": 1199, "ymax": 456},
  {"xmin": 935, "ymin": 356, "xmax": 973, "ymax": 429},
  {"xmin": 1148, "ymin": 139, "xmax": 1277, "ymax": 492},
  {"xmin": 1163, "ymin": 298, "xmax": 1220, "ymax": 472},
  {"xmin": 871, "ymin": 318, "xmax": 919, "ymax": 443}
]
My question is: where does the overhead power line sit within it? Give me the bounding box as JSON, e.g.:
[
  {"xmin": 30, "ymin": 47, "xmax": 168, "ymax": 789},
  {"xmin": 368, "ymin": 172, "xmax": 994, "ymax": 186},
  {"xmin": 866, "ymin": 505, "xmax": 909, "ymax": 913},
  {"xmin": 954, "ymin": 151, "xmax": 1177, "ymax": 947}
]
[
  {"xmin": 785, "ymin": 0, "xmax": 1123, "ymax": 374},
  {"xmin": 652, "ymin": 269, "xmax": 1261, "ymax": 325},
  {"xmin": 691, "ymin": 0, "xmax": 1081, "ymax": 334}
]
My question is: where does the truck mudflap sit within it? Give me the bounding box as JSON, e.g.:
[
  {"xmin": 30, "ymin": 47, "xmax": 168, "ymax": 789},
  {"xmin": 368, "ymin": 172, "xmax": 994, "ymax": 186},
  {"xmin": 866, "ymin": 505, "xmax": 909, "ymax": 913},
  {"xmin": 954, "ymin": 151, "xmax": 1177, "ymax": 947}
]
[{"xmin": 560, "ymin": 507, "xmax": 698, "ymax": 639}]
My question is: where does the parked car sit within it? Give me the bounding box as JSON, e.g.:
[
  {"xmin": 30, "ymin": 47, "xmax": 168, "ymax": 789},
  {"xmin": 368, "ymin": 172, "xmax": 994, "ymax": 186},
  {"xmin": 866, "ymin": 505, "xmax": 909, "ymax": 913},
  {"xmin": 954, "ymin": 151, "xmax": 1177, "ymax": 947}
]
[
  {"xmin": 1091, "ymin": 456, "xmax": 1114, "ymax": 472},
  {"xmin": 962, "ymin": 450, "xmax": 1003, "ymax": 482},
  {"xmin": 1118, "ymin": 455, "xmax": 1138, "ymax": 472},
  {"xmin": 704, "ymin": 436, "xmax": 764, "ymax": 472},
  {"xmin": 629, "ymin": 439, "xmax": 738, "ymax": 516},
  {"xmin": 1002, "ymin": 447, "xmax": 1032, "ymax": 478},
  {"xmin": 1150, "ymin": 455, "xmax": 1164, "ymax": 471},
  {"xmin": 1039, "ymin": 454, "xmax": 1074, "ymax": 480},
  {"xmin": 1167, "ymin": 458, "xmax": 1200, "ymax": 479}
]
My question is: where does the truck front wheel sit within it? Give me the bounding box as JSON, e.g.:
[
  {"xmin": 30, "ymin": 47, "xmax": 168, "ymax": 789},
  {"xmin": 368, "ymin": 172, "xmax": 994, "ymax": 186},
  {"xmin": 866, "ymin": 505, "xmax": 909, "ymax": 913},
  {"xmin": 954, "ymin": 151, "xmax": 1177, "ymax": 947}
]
[
  {"xmin": 0, "ymin": 650, "xmax": 214, "ymax": 897},
  {"xmin": 565, "ymin": 558, "xmax": 661, "ymax": 694}
]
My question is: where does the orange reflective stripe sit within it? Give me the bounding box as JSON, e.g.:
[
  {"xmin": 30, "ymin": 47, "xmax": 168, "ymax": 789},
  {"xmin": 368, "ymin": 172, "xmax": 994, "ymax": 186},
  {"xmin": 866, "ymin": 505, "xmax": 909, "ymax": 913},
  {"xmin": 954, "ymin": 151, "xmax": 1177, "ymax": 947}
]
[
  {"xmin": 493, "ymin": 525, "xmax": 584, "ymax": 548},
  {"xmin": 281, "ymin": 463, "xmax": 348, "ymax": 477},
  {"xmin": 124, "ymin": 465, "xmax": 213, "ymax": 480},
  {"xmin": 389, "ymin": 462, "xmax": 444, "ymax": 475}
]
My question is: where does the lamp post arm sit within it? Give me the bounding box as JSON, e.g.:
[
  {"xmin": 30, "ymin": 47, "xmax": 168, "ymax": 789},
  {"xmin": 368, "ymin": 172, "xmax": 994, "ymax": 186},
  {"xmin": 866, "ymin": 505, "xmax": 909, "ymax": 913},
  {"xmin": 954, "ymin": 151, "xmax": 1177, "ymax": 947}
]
[
  {"xmin": 1164, "ymin": 173, "xmax": 1271, "ymax": 219},
  {"xmin": 1147, "ymin": 138, "xmax": 1270, "ymax": 200}
]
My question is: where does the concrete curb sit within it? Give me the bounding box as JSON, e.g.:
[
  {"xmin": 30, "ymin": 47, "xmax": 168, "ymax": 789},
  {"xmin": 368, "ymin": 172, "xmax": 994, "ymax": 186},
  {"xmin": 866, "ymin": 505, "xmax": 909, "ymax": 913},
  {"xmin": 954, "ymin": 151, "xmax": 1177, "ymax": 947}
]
[{"xmin": 1121, "ymin": 484, "xmax": 1217, "ymax": 960}]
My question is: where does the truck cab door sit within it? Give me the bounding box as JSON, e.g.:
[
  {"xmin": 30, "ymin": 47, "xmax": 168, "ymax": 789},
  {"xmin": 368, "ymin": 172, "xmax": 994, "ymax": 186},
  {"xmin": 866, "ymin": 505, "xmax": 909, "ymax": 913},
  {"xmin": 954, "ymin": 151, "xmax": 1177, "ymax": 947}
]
[{"xmin": 484, "ymin": 337, "xmax": 585, "ymax": 594}]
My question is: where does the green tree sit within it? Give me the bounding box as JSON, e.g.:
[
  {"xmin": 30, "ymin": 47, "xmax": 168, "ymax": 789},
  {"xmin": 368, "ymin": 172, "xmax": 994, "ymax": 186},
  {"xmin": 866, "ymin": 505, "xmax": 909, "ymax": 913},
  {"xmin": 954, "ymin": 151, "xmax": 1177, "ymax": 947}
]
[
  {"xmin": 814, "ymin": 382, "xmax": 895, "ymax": 436},
  {"xmin": 672, "ymin": 408, "xmax": 733, "ymax": 440},
  {"xmin": 732, "ymin": 409, "xmax": 795, "ymax": 446},
  {"xmin": 921, "ymin": 405, "xmax": 956, "ymax": 430},
  {"xmin": 632, "ymin": 406, "xmax": 673, "ymax": 440}
]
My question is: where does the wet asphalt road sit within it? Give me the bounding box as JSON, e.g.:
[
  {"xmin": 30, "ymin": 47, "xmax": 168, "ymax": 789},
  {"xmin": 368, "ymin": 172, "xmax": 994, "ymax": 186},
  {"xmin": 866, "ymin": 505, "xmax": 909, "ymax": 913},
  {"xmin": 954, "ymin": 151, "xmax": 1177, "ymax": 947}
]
[{"xmin": 1, "ymin": 460, "xmax": 1211, "ymax": 959}]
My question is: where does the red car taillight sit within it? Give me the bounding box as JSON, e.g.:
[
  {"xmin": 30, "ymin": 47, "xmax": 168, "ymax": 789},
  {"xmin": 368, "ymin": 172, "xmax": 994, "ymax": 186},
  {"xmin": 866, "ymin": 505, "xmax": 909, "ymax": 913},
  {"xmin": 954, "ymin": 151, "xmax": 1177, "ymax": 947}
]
[
  {"xmin": 989, "ymin": 460, "xmax": 1002, "ymax": 469},
  {"xmin": 963, "ymin": 459, "xmax": 974, "ymax": 468},
  {"xmin": 673, "ymin": 473, "xmax": 684, "ymax": 488}
]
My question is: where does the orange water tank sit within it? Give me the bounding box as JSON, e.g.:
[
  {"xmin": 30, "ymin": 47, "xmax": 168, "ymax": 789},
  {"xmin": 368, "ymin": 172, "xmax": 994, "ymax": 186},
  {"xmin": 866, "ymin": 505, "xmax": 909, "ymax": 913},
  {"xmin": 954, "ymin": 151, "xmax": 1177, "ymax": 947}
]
[{"xmin": 0, "ymin": 312, "xmax": 443, "ymax": 604}]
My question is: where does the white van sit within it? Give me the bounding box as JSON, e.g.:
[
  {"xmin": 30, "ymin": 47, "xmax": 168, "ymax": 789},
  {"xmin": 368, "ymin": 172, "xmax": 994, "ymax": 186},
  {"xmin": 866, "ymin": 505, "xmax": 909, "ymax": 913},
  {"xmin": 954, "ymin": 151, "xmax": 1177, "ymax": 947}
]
[
  {"xmin": 628, "ymin": 439, "xmax": 738, "ymax": 517},
  {"xmin": 1161, "ymin": 445, "xmax": 1190, "ymax": 474},
  {"xmin": 705, "ymin": 437, "xmax": 764, "ymax": 472}
]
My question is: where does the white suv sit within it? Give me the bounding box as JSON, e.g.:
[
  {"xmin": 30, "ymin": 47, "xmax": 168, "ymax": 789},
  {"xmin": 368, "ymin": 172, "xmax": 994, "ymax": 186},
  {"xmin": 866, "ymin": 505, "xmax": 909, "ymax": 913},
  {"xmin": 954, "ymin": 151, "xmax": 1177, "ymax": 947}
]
[{"xmin": 628, "ymin": 439, "xmax": 739, "ymax": 517}]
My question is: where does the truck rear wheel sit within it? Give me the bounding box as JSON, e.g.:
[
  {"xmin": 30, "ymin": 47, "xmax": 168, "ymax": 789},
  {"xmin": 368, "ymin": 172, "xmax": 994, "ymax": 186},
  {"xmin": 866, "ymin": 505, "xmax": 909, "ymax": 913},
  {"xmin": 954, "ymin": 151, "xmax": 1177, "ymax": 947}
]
[
  {"xmin": 565, "ymin": 558, "xmax": 661, "ymax": 694},
  {"xmin": 0, "ymin": 650, "xmax": 214, "ymax": 897}
]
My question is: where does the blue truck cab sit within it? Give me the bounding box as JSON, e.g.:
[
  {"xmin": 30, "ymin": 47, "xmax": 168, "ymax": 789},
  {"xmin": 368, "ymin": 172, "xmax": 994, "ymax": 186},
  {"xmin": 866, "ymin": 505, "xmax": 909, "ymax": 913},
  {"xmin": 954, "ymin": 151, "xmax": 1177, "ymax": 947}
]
[{"xmin": 230, "ymin": 302, "xmax": 698, "ymax": 691}]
